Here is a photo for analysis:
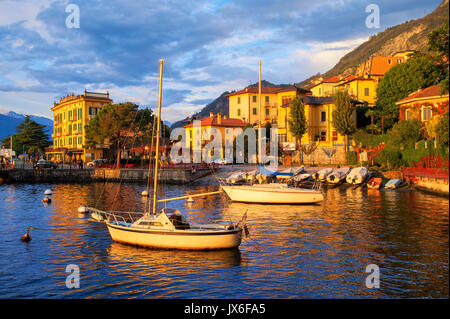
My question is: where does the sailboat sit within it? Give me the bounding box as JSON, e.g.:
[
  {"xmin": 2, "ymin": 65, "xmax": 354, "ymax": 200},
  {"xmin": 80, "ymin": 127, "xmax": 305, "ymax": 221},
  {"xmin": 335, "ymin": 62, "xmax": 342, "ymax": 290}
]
[
  {"xmin": 221, "ymin": 61, "xmax": 323, "ymax": 205},
  {"xmin": 97, "ymin": 60, "xmax": 243, "ymax": 250}
]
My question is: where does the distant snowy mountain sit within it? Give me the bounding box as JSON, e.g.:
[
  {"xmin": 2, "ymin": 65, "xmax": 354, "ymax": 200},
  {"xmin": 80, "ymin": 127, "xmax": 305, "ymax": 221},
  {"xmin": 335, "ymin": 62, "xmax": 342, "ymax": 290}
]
[{"xmin": 0, "ymin": 111, "xmax": 53, "ymax": 140}]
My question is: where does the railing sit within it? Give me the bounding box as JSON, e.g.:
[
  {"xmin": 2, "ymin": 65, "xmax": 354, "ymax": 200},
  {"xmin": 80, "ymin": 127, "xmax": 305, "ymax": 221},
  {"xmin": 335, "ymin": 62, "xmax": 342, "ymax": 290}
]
[
  {"xmin": 95, "ymin": 163, "xmax": 219, "ymax": 170},
  {"xmin": 403, "ymin": 167, "xmax": 449, "ymax": 180}
]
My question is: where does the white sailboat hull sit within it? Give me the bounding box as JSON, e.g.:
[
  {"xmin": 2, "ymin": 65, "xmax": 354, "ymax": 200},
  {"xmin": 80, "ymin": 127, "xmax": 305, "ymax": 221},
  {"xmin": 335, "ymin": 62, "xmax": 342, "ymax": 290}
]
[
  {"xmin": 222, "ymin": 185, "xmax": 323, "ymax": 204},
  {"xmin": 106, "ymin": 223, "xmax": 242, "ymax": 250}
]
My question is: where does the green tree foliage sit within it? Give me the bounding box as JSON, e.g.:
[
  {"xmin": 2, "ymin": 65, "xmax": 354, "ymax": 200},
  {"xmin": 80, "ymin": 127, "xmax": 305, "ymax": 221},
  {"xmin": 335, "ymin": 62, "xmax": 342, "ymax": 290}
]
[
  {"xmin": 435, "ymin": 112, "xmax": 449, "ymax": 146},
  {"xmin": 1, "ymin": 116, "xmax": 51, "ymax": 157},
  {"xmin": 386, "ymin": 119, "xmax": 423, "ymax": 147},
  {"xmin": 288, "ymin": 96, "xmax": 307, "ymax": 163},
  {"xmin": 428, "ymin": 19, "xmax": 449, "ymax": 94},
  {"xmin": 332, "ymin": 89, "xmax": 356, "ymax": 159},
  {"xmin": 84, "ymin": 103, "xmax": 164, "ymax": 164},
  {"xmin": 376, "ymin": 56, "xmax": 444, "ymax": 130}
]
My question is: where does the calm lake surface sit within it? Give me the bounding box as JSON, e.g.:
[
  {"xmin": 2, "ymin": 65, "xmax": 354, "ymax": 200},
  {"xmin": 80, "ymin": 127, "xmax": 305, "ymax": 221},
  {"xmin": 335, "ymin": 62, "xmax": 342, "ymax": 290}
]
[{"xmin": 0, "ymin": 181, "xmax": 448, "ymax": 298}]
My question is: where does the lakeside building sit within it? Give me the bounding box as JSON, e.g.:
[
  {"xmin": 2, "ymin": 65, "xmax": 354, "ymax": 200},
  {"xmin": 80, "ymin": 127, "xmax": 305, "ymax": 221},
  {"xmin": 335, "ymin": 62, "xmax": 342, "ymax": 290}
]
[
  {"xmin": 396, "ymin": 84, "xmax": 449, "ymax": 122},
  {"xmin": 226, "ymin": 85, "xmax": 310, "ymax": 126},
  {"xmin": 314, "ymin": 50, "xmax": 416, "ymax": 107},
  {"xmin": 45, "ymin": 90, "xmax": 113, "ymax": 163},
  {"xmin": 183, "ymin": 113, "xmax": 247, "ymax": 161}
]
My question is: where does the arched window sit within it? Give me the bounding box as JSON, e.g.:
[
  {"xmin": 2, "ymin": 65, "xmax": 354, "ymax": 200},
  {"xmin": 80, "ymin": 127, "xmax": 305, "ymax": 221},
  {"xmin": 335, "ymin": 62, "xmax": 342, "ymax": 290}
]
[{"xmin": 421, "ymin": 106, "xmax": 432, "ymax": 121}]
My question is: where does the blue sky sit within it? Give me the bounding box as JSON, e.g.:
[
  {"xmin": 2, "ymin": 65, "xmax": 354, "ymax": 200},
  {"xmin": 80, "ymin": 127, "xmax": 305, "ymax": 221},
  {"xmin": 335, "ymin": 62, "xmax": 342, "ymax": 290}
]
[{"xmin": 0, "ymin": 0, "xmax": 443, "ymax": 123}]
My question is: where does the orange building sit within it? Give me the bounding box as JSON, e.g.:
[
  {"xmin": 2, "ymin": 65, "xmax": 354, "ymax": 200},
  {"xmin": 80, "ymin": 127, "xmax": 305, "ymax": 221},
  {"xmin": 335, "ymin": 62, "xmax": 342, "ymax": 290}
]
[{"xmin": 396, "ymin": 84, "xmax": 449, "ymax": 122}]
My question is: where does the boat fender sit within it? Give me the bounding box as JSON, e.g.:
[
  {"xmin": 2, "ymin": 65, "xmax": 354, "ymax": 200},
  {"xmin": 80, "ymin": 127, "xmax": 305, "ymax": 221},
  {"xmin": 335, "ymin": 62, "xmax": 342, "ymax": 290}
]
[
  {"xmin": 21, "ymin": 226, "xmax": 32, "ymax": 242},
  {"xmin": 42, "ymin": 196, "xmax": 51, "ymax": 203}
]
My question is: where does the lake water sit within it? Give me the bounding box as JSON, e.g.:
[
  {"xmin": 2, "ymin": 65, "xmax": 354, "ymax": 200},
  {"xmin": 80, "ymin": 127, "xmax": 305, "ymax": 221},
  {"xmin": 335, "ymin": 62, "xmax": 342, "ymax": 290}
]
[{"xmin": 0, "ymin": 181, "xmax": 448, "ymax": 298}]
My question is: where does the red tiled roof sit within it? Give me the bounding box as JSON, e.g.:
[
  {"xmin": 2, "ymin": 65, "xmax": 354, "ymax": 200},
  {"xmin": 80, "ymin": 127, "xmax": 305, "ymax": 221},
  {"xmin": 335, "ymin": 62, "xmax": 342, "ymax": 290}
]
[
  {"xmin": 226, "ymin": 86, "xmax": 281, "ymax": 97},
  {"xmin": 184, "ymin": 114, "xmax": 247, "ymax": 128},
  {"xmin": 396, "ymin": 84, "xmax": 448, "ymax": 104}
]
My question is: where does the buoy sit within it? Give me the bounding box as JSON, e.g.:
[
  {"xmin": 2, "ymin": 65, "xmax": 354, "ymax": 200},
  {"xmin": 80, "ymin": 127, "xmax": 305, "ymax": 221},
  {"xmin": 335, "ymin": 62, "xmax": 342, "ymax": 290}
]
[
  {"xmin": 186, "ymin": 197, "xmax": 194, "ymax": 203},
  {"xmin": 141, "ymin": 190, "xmax": 149, "ymax": 197},
  {"xmin": 21, "ymin": 226, "xmax": 32, "ymax": 242},
  {"xmin": 44, "ymin": 189, "xmax": 53, "ymax": 196},
  {"xmin": 42, "ymin": 196, "xmax": 51, "ymax": 203},
  {"xmin": 78, "ymin": 206, "xmax": 89, "ymax": 214}
]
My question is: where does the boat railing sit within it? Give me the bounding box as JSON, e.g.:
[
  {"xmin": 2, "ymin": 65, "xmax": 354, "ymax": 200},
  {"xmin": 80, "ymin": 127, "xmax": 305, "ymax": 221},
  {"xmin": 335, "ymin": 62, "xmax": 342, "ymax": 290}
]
[
  {"xmin": 312, "ymin": 181, "xmax": 322, "ymax": 192},
  {"xmin": 103, "ymin": 211, "xmax": 144, "ymax": 225}
]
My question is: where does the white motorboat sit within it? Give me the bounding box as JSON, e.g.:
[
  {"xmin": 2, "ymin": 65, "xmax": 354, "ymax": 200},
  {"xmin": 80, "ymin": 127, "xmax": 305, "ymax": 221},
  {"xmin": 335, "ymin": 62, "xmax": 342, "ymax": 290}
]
[
  {"xmin": 313, "ymin": 167, "xmax": 333, "ymax": 182},
  {"xmin": 385, "ymin": 179, "xmax": 403, "ymax": 189},
  {"xmin": 275, "ymin": 167, "xmax": 304, "ymax": 180},
  {"xmin": 222, "ymin": 184, "xmax": 323, "ymax": 204},
  {"xmin": 326, "ymin": 167, "xmax": 350, "ymax": 184},
  {"xmin": 100, "ymin": 60, "xmax": 243, "ymax": 250},
  {"xmin": 226, "ymin": 171, "xmax": 245, "ymax": 184},
  {"xmin": 346, "ymin": 167, "xmax": 369, "ymax": 185},
  {"xmin": 291, "ymin": 173, "xmax": 311, "ymax": 183}
]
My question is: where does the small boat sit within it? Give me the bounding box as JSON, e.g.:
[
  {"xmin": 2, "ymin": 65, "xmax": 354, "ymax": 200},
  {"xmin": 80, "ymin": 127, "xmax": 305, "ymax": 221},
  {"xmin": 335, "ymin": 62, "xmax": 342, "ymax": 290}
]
[
  {"xmin": 274, "ymin": 167, "xmax": 304, "ymax": 182},
  {"xmin": 226, "ymin": 171, "xmax": 245, "ymax": 184},
  {"xmin": 385, "ymin": 179, "xmax": 403, "ymax": 189},
  {"xmin": 313, "ymin": 168, "xmax": 333, "ymax": 182},
  {"xmin": 367, "ymin": 177, "xmax": 382, "ymax": 189},
  {"xmin": 222, "ymin": 184, "xmax": 323, "ymax": 204},
  {"xmin": 100, "ymin": 60, "xmax": 243, "ymax": 250},
  {"xmin": 346, "ymin": 167, "xmax": 368, "ymax": 185},
  {"xmin": 291, "ymin": 173, "xmax": 311, "ymax": 183},
  {"xmin": 326, "ymin": 167, "xmax": 350, "ymax": 184}
]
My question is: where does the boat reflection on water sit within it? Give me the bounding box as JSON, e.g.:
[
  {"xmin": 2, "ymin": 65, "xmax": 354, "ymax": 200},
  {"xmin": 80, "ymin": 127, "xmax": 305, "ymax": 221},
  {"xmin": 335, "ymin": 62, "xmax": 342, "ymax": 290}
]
[{"xmin": 107, "ymin": 242, "xmax": 243, "ymax": 269}]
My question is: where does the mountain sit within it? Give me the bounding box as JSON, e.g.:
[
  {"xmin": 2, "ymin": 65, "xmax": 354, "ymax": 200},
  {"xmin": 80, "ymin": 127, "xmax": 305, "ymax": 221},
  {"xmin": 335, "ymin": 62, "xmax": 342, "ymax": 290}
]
[
  {"xmin": 170, "ymin": 81, "xmax": 292, "ymax": 129},
  {"xmin": 298, "ymin": 0, "xmax": 449, "ymax": 88},
  {"xmin": 0, "ymin": 111, "xmax": 53, "ymax": 141}
]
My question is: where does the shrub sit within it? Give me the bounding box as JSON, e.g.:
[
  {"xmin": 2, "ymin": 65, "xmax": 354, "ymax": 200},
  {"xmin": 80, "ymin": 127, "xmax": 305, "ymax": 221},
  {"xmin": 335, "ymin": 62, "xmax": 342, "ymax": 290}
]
[
  {"xmin": 375, "ymin": 147, "xmax": 406, "ymax": 169},
  {"xmin": 346, "ymin": 151, "xmax": 358, "ymax": 165}
]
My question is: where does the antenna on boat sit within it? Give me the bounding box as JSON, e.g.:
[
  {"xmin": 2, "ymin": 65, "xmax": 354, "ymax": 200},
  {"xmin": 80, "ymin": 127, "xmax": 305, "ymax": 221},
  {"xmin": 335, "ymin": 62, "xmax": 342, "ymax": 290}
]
[{"xmin": 151, "ymin": 59, "xmax": 164, "ymax": 216}]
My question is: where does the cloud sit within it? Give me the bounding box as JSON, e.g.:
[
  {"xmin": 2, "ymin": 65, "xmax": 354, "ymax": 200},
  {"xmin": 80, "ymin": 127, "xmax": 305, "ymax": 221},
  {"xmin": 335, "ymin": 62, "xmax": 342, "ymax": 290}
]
[{"xmin": 0, "ymin": 0, "xmax": 443, "ymax": 122}]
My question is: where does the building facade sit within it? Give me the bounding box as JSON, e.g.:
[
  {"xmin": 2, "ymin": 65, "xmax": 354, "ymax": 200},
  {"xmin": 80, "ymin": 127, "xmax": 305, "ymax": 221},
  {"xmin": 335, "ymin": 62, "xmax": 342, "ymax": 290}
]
[
  {"xmin": 46, "ymin": 90, "xmax": 113, "ymax": 163},
  {"xmin": 396, "ymin": 84, "xmax": 449, "ymax": 122},
  {"xmin": 183, "ymin": 113, "xmax": 247, "ymax": 161}
]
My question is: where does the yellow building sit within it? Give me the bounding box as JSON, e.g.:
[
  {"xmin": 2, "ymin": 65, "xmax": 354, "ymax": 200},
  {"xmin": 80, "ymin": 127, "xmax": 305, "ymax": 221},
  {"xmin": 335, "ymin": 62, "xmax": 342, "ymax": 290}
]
[
  {"xmin": 226, "ymin": 86, "xmax": 280, "ymax": 125},
  {"xmin": 336, "ymin": 76, "xmax": 377, "ymax": 106},
  {"xmin": 183, "ymin": 113, "xmax": 247, "ymax": 160},
  {"xmin": 277, "ymin": 95, "xmax": 359, "ymax": 148},
  {"xmin": 46, "ymin": 90, "xmax": 113, "ymax": 163}
]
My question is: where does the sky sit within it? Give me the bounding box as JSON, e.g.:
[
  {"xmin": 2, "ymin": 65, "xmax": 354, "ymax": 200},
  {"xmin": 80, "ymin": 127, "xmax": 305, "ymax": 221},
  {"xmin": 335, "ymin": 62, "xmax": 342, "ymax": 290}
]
[{"xmin": 0, "ymin": 0, "xmax": 443, "ymax": 123}]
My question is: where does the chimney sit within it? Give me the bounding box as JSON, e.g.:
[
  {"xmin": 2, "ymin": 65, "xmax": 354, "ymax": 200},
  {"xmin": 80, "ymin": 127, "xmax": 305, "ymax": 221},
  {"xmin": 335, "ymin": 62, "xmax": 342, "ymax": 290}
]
[
  {"xmin": 210, "ymin": 112, "xmax": 214, "ymax": 117},
  {"xmin": 217, "ymin": 113, "xmax": 222, "ymax": 124}
]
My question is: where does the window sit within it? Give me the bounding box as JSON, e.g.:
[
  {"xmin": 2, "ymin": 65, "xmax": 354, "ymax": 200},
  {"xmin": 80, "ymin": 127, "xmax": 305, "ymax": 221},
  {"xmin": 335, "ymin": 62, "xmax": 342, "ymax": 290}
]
[
  {"xmin": 237, "ymin": 97, "xmax": 241, "ymax": 104},
  {"xmin": 237, "ymin": 109, "xmax": 241, "ymax": 116},
  {"xmin": 253, "ymin": 95, "xmax": 257, "ymax": 103},
  {"xmin": 422, "ymin": 107, "xmax": 432, "ymax": 121},
  {"xmin": 78, "ymin": 137, "xmax": 82, "ymax": 145},
  {"xmin": 320, "ymin": 130, "xmax": 327, "ymax": 141},
  {"xmin": 364, "ymin": 87, "xmax": 370, "ymax": 96},
  {"xmin": 405, "ymin": 109, "xmax": 411, "ymax": 120},
  {"xmin": 388, "ymin": 59, "xmax": 392, "ymax": 65},
  {"xmin": 278, "ymin": 134, "xmax": 287, "ymax": 144},
  {"xmin": 319, "ymin": 88, "xmax": 322, "ymax": 96},
  {"xmin": 265, "ymin": 108, "xmax": 270, "ymax": 116},
  {"xmin": 332, "ymin": 131, "xmax": 338, "ymax": 141},
  {"xmin": 320, "ymin": 111, "xmax": 326, "ymax": 122},
  {"xmin": 265, "ymin": 96, "xmax": 269, "ymax": 103},
  {"xmin": 253, "ymin": 108, "xmax": 257, "ymax": 115},
  {"xmin": 397, "ymin": 59, "xmax": 402, "ymax": 63}
]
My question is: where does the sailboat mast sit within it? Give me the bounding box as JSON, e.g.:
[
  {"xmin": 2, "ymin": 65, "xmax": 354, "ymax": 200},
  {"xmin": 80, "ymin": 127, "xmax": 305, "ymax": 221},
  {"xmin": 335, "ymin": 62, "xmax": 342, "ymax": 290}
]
[
  {"xmin": 258, "ymin": 60, "xmax": 262, "ymax": 164},
  {"xmin": 152, "ymin": 59, "xmax": 164, "ymax": 215}
]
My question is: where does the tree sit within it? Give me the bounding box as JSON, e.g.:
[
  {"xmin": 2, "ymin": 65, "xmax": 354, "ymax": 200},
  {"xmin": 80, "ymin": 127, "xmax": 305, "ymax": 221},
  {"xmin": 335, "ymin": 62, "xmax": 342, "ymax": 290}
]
[
  {"xmin": 332, "ymin": 89, "xmax": 356, "ymax": 160},
  {"xmin": 376, "ymin": 56, "xmax": 444, "ymax": 131},
  {"xmin": 428, "ymin": 20, "xmax": 449, "ymax": 95},
  {"xmin": 85, "ymin": 102, "xmax": 155, "ymax": 166},
  {"xmin": 435, "ymin": 112, "xmax": 449, "ymax": 147},
  {"xmin": 288, "ymin": 96, "xmax": 307, "ymax": 164},
  {"xmin": 1, "ymin": 116, "xmax": 51, "ymax": 158}
]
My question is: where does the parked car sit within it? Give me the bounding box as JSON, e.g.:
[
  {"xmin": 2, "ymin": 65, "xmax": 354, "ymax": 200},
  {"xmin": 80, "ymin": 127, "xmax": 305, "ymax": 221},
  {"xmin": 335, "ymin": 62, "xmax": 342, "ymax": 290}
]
[
  {"xmin": 87, "ymin": 159, "xmax": 106, "ymax": 167},
  {"xmin": 34, "ymin": 160, "xmax": 58, "ymax": 170}
]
